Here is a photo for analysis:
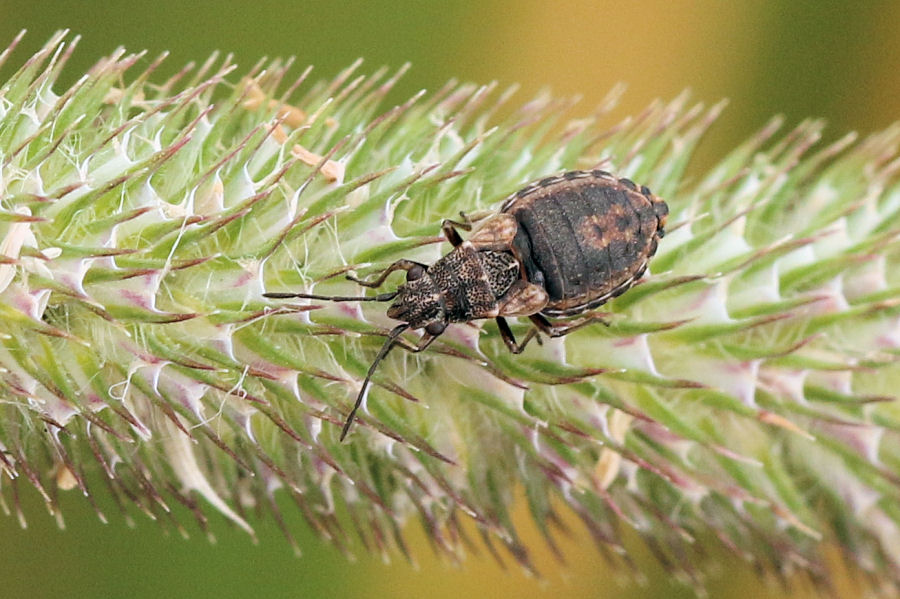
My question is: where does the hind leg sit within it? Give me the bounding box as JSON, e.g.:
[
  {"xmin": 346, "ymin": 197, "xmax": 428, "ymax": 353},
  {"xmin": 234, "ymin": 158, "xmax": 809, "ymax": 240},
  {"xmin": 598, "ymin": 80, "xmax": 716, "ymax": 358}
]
[
  {"xmin": 528, "ymin": 312, "xmax": 610, "ymax": 338},
  {"xmin": 441, "ymin": 210, "xmax": 495, "ymax": 247}
]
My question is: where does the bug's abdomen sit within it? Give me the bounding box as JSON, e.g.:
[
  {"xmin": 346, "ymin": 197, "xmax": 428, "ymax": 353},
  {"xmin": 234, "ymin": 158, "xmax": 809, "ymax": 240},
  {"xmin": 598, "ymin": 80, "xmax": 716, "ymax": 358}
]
[{"xmin": 505, "ymin": 171, "xmax": 667, "ymax": 316}]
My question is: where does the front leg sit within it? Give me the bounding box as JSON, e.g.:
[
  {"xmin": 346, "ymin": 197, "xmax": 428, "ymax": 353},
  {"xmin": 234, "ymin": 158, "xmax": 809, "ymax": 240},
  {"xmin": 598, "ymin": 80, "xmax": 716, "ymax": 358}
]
[
  {"xmin": 392, "ymin": 330, "xmax": 440, "ymax": 354},
  {"xmin": 347, "ymin": 259, "xmax": 425, "ymax": 288}
]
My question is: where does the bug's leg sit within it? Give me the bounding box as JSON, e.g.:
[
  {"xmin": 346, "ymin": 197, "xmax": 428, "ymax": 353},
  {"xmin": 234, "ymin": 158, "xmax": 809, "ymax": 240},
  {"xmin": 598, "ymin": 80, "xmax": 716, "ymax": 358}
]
[
  {"xmin": 441, "ymin": 220, "xmax": 467, "ymax": 247},
  {"xmin": 496, "ymin": 316, "xmax": 539, "ymax": 354},
  {"xmin": 494, "ymin": 281, "xmax": 550, "ymax": 351},
  {"xmin": 347, "ymin": 259, "xmax": 424, "ymax": 288},
  {"xmin": 442, "ymin": 210, "xmax": 498, "ymax": 247},
  {"xmin": 443, "ymin": 210, "xmax": 494, "ymax": 230},
  {"xmin": 528, "ymin": 312, "xmax": 610, "ymax": 338},
  {"xmin": 460, "ymin": 209, "xmax": 496, "ymax": 223},
  {"xmin": 392, "ymin": 332, "xmax": 439, "ymax": 354},
  {"xmin": 393, "ymin": 321, "xmax": 446, "ymax": 353}
]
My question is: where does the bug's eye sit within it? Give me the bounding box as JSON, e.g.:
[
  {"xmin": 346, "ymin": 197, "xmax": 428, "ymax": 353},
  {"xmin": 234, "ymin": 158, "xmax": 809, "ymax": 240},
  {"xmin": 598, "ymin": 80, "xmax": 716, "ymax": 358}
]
[
  {"xmin": 425, "ymin": 321, "xmax": 446, "ymax": 336},
  {"xmin": 407, "ymin": 264, "xmax": 425, "ymax": 281}
]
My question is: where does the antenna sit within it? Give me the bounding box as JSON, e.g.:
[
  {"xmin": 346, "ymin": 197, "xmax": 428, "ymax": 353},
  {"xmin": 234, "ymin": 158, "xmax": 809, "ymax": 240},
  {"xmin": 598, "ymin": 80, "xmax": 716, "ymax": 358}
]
[
  {"xmin": 263, "ymin": 291, "xmax": 398, "ymax": 302},
  {"xmin": 341, "ymin": 323, "xmax": 409, "ymax": 440},
  {"xmin": 263, "ymin": 290, "xmax": 408, "ymax": 440}
]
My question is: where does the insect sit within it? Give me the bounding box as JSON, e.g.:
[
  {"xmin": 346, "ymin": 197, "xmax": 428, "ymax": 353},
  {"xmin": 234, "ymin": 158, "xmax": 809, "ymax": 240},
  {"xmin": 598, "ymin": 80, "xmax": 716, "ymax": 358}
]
[{"xmin": 265, "ymin": 170, "xmax": 668, "ymax": 439}]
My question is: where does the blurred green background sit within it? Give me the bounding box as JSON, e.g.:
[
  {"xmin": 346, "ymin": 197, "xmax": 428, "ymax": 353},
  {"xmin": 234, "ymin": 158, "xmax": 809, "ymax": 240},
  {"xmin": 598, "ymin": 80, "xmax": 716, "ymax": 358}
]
[{"xmin": 0, "ymin": 1, "xmax": 897, "ymax": 597}]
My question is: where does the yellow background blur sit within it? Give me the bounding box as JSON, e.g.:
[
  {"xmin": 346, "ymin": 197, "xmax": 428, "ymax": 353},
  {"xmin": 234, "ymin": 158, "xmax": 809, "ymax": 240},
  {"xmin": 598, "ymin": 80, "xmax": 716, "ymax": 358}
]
[{"xmin": 1, "ymin": 2, "xmax": 898, "ymax": 597}]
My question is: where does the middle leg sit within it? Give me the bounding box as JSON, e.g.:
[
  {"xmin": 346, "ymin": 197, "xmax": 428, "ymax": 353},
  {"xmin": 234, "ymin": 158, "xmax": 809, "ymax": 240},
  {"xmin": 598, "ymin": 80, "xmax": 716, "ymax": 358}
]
[
  {"xmin": 496, "ymin": 307, "xmax": 608, "ymax": 355},
  {"xmin": 441, "ymin": 210, "xmax": 495, "ymax": 247},
  {"xmin": 495, "ymin": 316, "xmax": 539, "ymax": 354}
]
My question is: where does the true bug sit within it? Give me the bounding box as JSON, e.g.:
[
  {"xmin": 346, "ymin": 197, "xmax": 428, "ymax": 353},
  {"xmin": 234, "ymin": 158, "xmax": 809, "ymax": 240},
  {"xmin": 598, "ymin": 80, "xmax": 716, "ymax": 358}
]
[{"xmin": 265, "ymin": 170, "xmax": 668, "ymax": 439}]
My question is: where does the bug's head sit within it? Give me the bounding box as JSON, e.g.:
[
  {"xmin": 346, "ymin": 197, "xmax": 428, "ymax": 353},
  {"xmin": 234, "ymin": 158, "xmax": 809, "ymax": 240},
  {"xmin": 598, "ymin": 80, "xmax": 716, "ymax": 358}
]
[
  {"xmin": 263, "ymin": 261, "xmax": 447, "ymax": 441},
  {"xmin": 385, "ymin": 263, "xmax": 447, "ymax": 335}
]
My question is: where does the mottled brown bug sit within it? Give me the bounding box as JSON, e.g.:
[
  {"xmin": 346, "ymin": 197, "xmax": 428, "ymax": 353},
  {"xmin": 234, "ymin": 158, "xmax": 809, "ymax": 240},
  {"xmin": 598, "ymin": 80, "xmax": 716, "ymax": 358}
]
[{"xmin": 265, "ymin": 170, "xmax": 668, "ymax": 439}]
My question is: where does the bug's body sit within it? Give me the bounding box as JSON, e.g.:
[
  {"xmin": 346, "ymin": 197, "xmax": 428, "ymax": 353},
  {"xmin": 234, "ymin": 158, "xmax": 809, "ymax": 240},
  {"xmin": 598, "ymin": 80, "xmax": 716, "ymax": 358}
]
[
  {"xmin": 385, "ymin": 245, "xmax": 520, "ymax": 326},
  {"xmin": 265, "ymin": 170, "xmax": 668, "ymax": 439},
  {"xmin": 386, "ymin": 169, "xmax": 668, "ymax": 327},
  {"xmin": 503, "ymin": 170, "xmax": 668, "ymax": 316}
]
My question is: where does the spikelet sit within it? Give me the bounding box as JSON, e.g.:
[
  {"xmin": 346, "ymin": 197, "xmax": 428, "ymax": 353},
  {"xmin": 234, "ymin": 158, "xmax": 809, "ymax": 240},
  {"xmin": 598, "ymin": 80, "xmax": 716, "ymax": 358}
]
[{"xmin": 2, "ymin": 31, "xmax": 900, "ymax": 591}]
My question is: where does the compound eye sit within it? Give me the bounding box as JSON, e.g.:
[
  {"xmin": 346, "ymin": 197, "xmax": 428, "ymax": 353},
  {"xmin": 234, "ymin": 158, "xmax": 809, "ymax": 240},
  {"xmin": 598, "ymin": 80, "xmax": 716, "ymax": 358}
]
[
  {"xmin": 407, "ymin": 264, "xmax": 425, "ymax": 282},
  {"xmin": 424, "ymin": 321, "xmax": 446, "ymax": 336}
]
